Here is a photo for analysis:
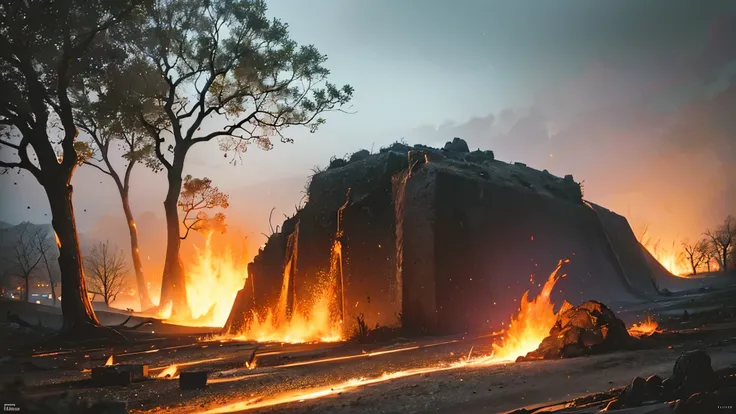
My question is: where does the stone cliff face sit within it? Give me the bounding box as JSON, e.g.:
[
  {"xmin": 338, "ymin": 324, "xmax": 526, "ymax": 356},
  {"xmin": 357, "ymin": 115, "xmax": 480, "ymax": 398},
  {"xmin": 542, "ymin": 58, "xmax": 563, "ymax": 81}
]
[{"xmin": 226, "ymin": 139, "xmax": 661, "ymax": 336}]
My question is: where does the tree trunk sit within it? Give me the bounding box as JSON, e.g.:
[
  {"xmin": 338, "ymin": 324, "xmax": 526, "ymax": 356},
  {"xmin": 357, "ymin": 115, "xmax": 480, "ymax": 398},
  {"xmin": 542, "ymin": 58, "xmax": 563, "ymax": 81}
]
[
  {"xmin": 25, "ymin": 276, "xmax": 30, "ymax": 303},
  {"xmin": 722, "ymin": 248, "xmax": 729, "ymax": 274},
  {"xmin": 50, "ymin": 281, "xmax": 57, "ymax": 306},
  {"xmin": 120, "ymin": 192, "xmax": 154, "ymax": 311},
  {"xmin": 43, "ymin": 180, "xmax": 101, "ymax": 332},
  {"xmin": 159, "ymin": 164, "xmax": 190, "ymax": 319}
]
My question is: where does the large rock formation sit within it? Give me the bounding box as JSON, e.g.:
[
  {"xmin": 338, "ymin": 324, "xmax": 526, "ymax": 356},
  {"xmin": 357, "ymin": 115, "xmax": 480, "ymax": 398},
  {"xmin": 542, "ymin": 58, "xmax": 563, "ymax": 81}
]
[{"xmin": 226, "ymin": 139, "xmax": 673, "ymax": 336}]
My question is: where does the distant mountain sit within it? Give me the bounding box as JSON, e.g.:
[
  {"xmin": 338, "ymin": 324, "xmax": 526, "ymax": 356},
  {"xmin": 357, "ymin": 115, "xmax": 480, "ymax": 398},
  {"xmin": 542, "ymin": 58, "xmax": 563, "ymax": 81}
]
[{"xmin": 0, "ymin": 221, "xmax": 13, "ymax": 230}]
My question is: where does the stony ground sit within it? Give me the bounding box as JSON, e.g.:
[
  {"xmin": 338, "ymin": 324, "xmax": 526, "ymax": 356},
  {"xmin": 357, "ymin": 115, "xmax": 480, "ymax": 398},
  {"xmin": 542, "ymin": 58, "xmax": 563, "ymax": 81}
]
[{"xmin": 1, "ymin": 282, "xmax": 735, "ymax": 414}]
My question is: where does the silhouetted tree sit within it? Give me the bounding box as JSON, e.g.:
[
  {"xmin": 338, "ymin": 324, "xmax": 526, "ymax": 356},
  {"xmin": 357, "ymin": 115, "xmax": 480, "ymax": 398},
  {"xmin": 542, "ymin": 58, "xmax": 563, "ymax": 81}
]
[
  {"xmin": 118, "ymin": 0, "xmax": 353, "ymax": 317},
  {"xmin": 705, "ymin": 215, "xmax": 735, "ymax": 274},
  {"xmin": 5, "ymin": 224, "xmax": 49, "ymax": 302},
  {"xmin": 0, "ymin": 0, "xmax": 147, "ymax": 334},
  {"xmin": 75, "ymin": 98, "xmax": 160, "ymax": 311},
  {"xmin": 34, "ymin": 229, "xmax": 60, "ymax": 305},
  {"xmin": 681, "ymin": 239, "xmax": 708, "ymax": 275},
  {"xmin": 179, "ymin": 175, "xmax": 229, "ymax": 240},
  {"xmin": 85, "ymin": 241, "xmax": 128, "ymax": 306}
]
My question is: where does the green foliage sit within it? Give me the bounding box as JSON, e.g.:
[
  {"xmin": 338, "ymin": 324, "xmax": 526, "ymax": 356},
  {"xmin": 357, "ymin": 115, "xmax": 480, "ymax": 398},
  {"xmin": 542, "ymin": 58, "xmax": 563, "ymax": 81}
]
[
  {"xmin": 178, "ymin": 175, "xmax": 230, "ymax": 239},
  {"xmin": 0, "ymin": 0, "xmax": 148, "ymax": 176},
  {"xmin": 116, "ymin": 0, "xmax": 354, "ymax": 168}
]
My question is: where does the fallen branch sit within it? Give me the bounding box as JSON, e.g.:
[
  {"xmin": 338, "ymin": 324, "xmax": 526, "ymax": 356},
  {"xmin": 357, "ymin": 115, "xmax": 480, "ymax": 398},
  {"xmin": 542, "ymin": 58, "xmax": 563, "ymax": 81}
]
[
  {"xmin": 6, "ymin": 311, "xmax": 42, "ymax": 330},
  {"xmin": 114, "ymin": 319, "xmax": 155, "ymax": 330},
  {"xmin": 113, "ymin": 315, "xmax": 133, "ymax": 327}
]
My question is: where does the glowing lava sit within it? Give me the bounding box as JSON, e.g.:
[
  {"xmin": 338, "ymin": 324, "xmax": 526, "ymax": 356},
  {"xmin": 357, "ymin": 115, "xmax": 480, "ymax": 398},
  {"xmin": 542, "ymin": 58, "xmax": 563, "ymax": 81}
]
[
  {"xmin": 227, "ymin": 276, "xmax": 343, "ymax": 343},
  {"xmin": 628, "ymin": 315, "xmax": 660, "ymax": 337},
  {"xmin": 199, "ymin": 260, "xmax": 572, "ymax": 413},
  {"xmin": 221, "ymin": 221, "xmax": 344, "ymax": 343},
  {"xmin": 489, "ymin": 258, "xmax": 569, "ymax": 361}
]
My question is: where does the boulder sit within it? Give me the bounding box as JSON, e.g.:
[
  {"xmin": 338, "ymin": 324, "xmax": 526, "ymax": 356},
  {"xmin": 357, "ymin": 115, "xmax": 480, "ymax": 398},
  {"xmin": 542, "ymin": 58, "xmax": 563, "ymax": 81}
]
[
  {"xmin": 442, "ymin": 137, "xmax": 470, "ymax": 153},
  {"xmin": 349, "ymin": 149, "xmax": 370, "ymax": 162},
  {"xmin": 519, "ymin": 301, "xmax": 632, "ymax": 360},
  {"xmin": 670, "ymin": 350, "xmax": 718, "ymax": 398}
]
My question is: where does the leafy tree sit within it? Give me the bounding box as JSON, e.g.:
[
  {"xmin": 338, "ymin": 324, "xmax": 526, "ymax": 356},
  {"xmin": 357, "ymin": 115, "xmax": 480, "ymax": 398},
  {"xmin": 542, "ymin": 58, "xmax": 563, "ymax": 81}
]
[
  {"xmin": 179, "ymin": 175, "xmax": 229, "ymax": 240},
  {"xmin": 74, "ymin": 95, "xmax": 160, "ymax": 311},
  {"xmin": 85, "ymin": 241, "xmax": 128, "ymax": 306},
  {"xmin": 0, "ymin": 0, "xmax": 146, "ymax": 334},
  {"xmin": 120, "ymin": 0, "xmax": 353, "ymax": 317}
]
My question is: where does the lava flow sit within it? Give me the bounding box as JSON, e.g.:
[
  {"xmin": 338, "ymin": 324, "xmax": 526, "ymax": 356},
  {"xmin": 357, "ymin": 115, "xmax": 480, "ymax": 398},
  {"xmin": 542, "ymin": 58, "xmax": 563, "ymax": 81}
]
[
  {"xmin": 200, "ymin": 259, "xmax": 572, "ymax": 412},
  {"xmin": 222, "ymin": 224, "xmax": 344, "ymax": 343}
]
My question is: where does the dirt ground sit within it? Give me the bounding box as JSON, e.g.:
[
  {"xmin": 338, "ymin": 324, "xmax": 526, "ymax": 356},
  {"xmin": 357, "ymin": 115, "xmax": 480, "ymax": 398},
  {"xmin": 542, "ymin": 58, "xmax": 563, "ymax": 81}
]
[{"xmin": 1, "ymin": 281, "xmax": 736, "ymax": 414}]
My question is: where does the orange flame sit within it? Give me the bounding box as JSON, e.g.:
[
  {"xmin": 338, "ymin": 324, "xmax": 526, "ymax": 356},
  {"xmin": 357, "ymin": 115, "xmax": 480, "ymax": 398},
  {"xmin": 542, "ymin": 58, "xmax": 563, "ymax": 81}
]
[
  {"xmin": 104, "ymin": 355, "xmax": 114, "ymax": 366},
  {"xmin": 228, "ymin": 277, "xmax": 343, "ymax": 343},
  {"xmin": 490, "ymin": 258, "xmax": 569, "ymax": 361},
  {"xmin": 641, "ymin": 239, "xmax": 690, "ymax": 276},
  {"xmin": 182, "ymin": 233, "xmax": 247, "ymax": 327},
  {"xmin": 221, "ymin": 230, "xmax": 344, "ymax": 343},
  {"xmin": 198, "ymin": 260, "xmax": 572, "ymax": 413},
  {"xmin": 628, "ymin": 315, "xmax": 660, "ymax": 337},
  {"xmin": 155, "ymin": 365, "xmax": 178, "ymax": 379}
]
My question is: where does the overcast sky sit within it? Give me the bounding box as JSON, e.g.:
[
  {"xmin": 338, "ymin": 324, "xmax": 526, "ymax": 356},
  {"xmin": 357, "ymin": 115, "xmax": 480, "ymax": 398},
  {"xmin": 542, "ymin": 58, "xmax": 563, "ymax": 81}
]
[{"xmin": 1, "ymin": 0, "xmax": 735, "ymax": 258}]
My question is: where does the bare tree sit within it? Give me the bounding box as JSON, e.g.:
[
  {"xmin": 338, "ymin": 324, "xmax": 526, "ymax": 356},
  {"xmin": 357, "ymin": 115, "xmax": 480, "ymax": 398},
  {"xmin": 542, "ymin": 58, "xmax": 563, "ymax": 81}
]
[
  {"xmin": 682, "ymin": 239, "xmax": 708, "ymax": 275},
  {"xmin": 179, "ymin": 175, "xmax": 229, "ymax": 240},
  {"xmin": 85, "ymin": 241, "xmax": 128, "ymax": 306},
  {"xmin": 705, "ymin": 215, "xmax": 735, "ymax": 274},
  {"xmin": 5, "ymin": 224, "xmax": 49, "ymax": 302},
  {"xmin": 35, "ymin": 235, "xmax": 61, "ymax": 306}
]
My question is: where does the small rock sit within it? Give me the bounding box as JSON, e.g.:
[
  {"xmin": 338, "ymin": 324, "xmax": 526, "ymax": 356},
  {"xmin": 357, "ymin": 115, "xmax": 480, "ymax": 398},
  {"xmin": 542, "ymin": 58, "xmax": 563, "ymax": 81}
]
[
  {"xmin": 328, "ymin": 158, "xmax": 348, "ymax": 169},
  {"xmin": 604, "ymin": 398, "xmax": 623, "ymax": 410},
  {"xmin": 179, "ymin": 371, "xmax": 208, "ymax": 390},
  {"xmin": 646, "ymin": 374, "xmax": 664, "ymax": 388}
]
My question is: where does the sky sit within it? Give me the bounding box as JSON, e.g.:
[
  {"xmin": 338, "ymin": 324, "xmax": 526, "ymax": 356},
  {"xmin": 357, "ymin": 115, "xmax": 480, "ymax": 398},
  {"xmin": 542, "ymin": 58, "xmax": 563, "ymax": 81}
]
[{"xmin": 1, "ymin": 0, "xmax": 735, "ymax": 272}]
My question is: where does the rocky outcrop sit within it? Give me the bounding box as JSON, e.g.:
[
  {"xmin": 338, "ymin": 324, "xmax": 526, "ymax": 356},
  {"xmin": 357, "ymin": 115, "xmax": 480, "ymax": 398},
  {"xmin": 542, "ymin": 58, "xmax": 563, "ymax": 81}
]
[
  {"xmin": 225, "ymin": 138, "xmax": 668, "ymax": 336},
  {"xmin": 519, "ymin": 301, "xmax": 632, "ymax": 360}
]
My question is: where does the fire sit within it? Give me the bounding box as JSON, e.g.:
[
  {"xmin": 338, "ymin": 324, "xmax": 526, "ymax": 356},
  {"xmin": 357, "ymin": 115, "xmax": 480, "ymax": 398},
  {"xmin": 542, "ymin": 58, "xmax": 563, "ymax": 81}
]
[
  {"xmin": 155, "ymin": 365, "xmax": 178, "ymax": 379},
  {"xmin": 641, "ymin": 238, "xmax": 690, "ymax": 276},
  {"xmin": 181, "ymin": 233, "xmax": 247, "ymax": 326},
  {"xmin": 628, "ymin": 315, "xmax": 660, "ymax": 337},
  {"xmin": 222, "ymin": 221, "xmax": 344, "ymax": 344},
  {"xmin": 104, "ymin": 355, "xmax": 114, "ymax": 366},
  {"xmin": 227, "ymin": 275, "xmax": 343, "ymax": 343},
  {"xmin": 489, "ymin": 258, "xmax": 569, "ymax": 361},
  {"xmin": 157, "ymin": 300, "xmax": 173, "ymax": 320},
  {"xmin": 198, "ymin": 260, "xmax": 571, "ymax": 413}
]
